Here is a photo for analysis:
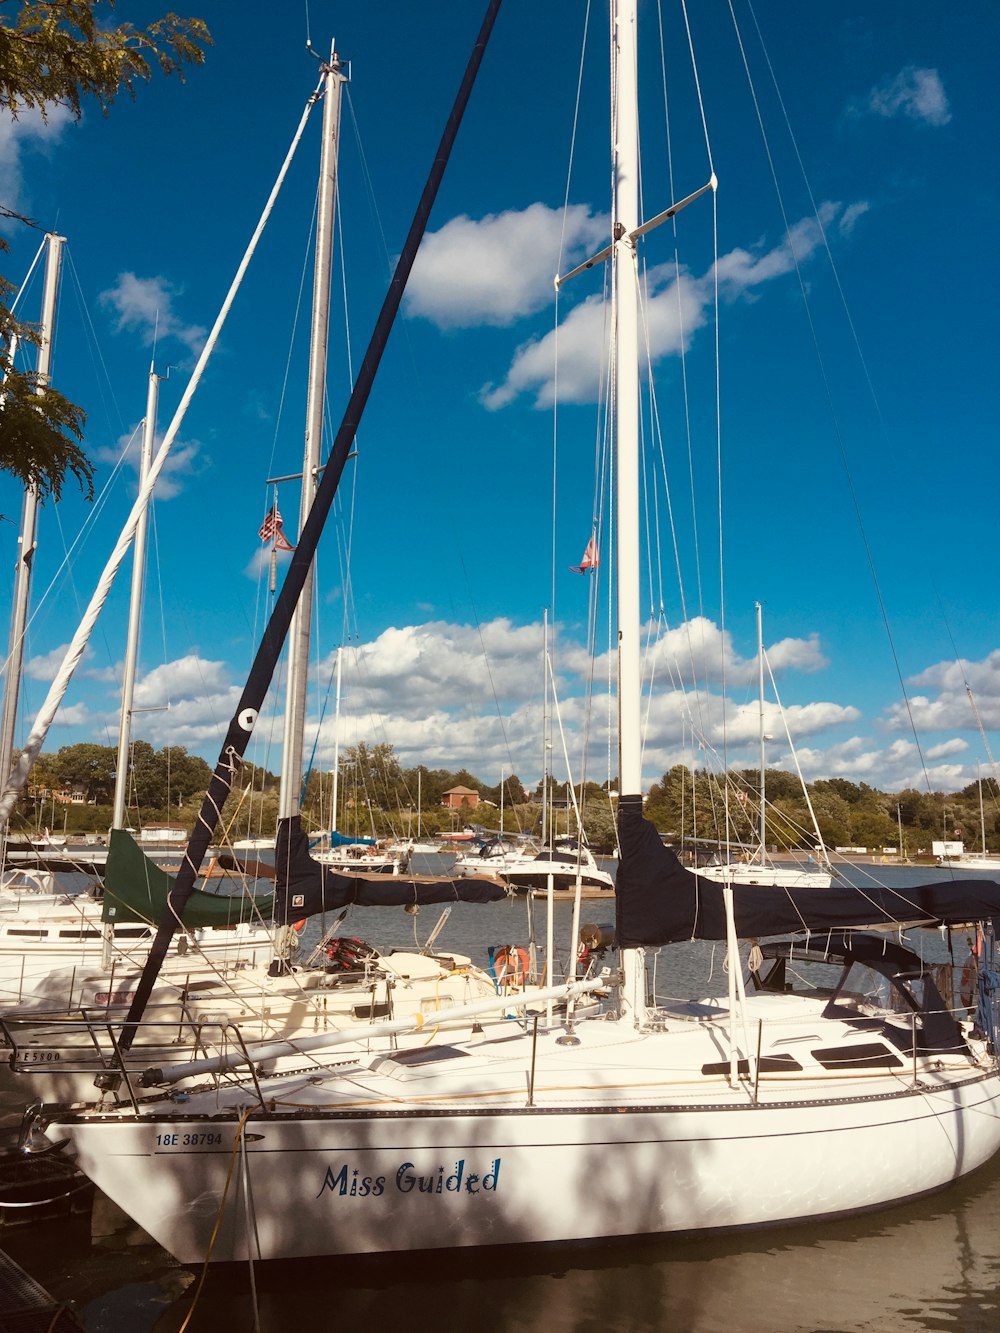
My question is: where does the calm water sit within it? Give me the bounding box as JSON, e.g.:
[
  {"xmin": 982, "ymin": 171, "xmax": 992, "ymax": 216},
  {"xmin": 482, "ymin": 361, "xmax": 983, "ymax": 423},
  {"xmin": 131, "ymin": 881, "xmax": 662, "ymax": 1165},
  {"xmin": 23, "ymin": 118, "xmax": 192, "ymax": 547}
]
[{"xmin": 3, "ymin": 858, "xmax": 1000, "ymax": 1332}]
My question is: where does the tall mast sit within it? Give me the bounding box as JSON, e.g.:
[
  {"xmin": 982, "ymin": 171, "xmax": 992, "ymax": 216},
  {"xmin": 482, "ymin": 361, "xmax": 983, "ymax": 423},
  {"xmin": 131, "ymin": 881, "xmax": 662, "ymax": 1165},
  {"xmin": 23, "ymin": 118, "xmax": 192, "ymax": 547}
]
[
  {"xmin": 278, "ymin": 47, "xmax": 347, "ymax": 820},
  {"xmin": 542, "ymin": 607, "xmax": 550, "ymax": 846},
  {"xmin": 614, "ymin": 0, "xmax": 641, "ymax": 800},
  {"xmin": 329, "ymin": 645, "xmax": 342, "ymax": 833},
  {"xmin": 613, "ymin": 0, "xmax": 643, "ymax": 1020},
  {"xmin": 756, "ymin": 600, "xmax": 765, "ymax": 862},
  {"xmin": 0, "ymin": 234, "xmax": 65, "ymax": 800},
  {"xmin": 111, "ymin": 365, "xmax": 160, "ymax": 831},
  {"xmin": 979, "ymin": 768, "xmax": 987, "ymax": 855}
]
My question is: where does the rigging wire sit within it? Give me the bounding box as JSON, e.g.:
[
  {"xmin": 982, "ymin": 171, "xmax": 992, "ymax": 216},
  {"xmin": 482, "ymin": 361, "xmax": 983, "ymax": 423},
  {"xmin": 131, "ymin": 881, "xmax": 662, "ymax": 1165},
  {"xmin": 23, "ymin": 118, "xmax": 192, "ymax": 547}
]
[
  {"xmin": 2, "ymin": 418, "xmax": 140, "ymax": 691},
  {"xmin": 551, "ymin": 0, "xmax": 595, "ymax": 650},
  {"xmin": 726, "ymin": 0, "xmax": 960, "ymax": 809},
  {"xmin": 736, "ymin": 5, "xmax": 1000, "ymax": 805}
]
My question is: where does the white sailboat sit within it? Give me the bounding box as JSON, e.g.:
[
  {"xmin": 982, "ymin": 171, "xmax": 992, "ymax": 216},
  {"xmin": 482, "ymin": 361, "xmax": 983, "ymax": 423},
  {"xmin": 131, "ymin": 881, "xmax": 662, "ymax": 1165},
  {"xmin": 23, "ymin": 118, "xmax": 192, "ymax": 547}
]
[
  {"xmin": 311, "ymin": 654, "xmax": 410, "ymax": 874},
  {"xmin": 455, "ymin": 621, "xmax": 614, "ymax": 892},
  {"xmin": 24, "ymin": 1, "xmax": 1000, "ymax": 1267},
  {"xmin": 938, "ymin": 774, "xmax": 1000, "ymax": 870}
]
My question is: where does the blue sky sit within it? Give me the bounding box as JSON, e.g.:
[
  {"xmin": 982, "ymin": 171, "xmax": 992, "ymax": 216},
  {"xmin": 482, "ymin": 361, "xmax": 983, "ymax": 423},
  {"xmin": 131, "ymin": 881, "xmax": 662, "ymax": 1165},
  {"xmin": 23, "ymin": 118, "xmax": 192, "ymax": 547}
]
[{"xmin": 0, "ymin": 0, "xmax": 997, "ymax": 799}]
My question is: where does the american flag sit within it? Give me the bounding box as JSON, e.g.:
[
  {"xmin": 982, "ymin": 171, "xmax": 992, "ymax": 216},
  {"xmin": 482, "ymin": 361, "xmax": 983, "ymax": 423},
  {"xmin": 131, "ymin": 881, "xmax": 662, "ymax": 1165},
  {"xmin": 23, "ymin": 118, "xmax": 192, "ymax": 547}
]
[{"xmin": 258, "ymin": 505, "xmax": 295, "ymax": 551}]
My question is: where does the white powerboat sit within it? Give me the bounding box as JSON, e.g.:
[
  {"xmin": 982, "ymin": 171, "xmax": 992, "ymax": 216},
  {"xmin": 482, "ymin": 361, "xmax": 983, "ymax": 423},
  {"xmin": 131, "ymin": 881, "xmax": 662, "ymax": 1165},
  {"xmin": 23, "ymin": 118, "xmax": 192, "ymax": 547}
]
[{"xmin": 462, "ymin": 837, "xmax": 613, "ymax": 892}]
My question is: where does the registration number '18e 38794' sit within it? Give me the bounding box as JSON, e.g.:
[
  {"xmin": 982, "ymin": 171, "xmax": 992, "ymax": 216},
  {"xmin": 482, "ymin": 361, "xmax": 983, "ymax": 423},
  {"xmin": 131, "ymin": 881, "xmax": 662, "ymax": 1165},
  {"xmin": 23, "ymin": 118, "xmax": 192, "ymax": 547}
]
[{"xmin": 155, "ymin": 1132, "xmax": 225, "ymax": 1148}]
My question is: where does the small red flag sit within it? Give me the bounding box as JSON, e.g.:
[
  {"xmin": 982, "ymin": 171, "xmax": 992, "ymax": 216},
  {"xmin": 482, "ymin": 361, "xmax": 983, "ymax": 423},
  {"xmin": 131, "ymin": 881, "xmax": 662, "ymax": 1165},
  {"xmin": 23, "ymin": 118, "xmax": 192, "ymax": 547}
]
[
  {"xmin": 571, "ymin": 532, "xmax": 599, "ymax": 574},
  {"xmin": 258, "ymin": 505, "xmax": 295, "ymax": 552}
]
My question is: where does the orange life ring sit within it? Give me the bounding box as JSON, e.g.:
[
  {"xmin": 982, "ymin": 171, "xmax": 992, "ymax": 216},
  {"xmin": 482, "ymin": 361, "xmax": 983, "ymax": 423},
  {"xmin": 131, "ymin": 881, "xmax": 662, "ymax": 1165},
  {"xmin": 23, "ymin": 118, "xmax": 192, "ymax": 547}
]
[{"xmin": 494, "ymin": 945, "xmax": 530, "ymax": 989}]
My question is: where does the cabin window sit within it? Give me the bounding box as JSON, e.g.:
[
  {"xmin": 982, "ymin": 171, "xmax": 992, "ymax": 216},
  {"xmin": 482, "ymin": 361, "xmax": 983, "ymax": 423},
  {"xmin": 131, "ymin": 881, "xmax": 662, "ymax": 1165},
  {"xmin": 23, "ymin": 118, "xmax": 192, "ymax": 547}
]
[
  {"xmin": 384, "ymin": 1045, "xmax": 468, "ymax": 1066},
  {"xmin": 811, "ymin": 1042, "xmax": 903, "ymax": 1070},
  {"xmin": 829, "ymin": 962, "xmax": 913, "ymax": 1020},
  {"xmin": 701, "ymin": 1054, "xmax": 803, "ymax": 1076},
  {"xmin": 7, "ymin": 928, "xmax": 46, "ymax": 938},
  {"xmin": 58, "ymin": 929, "xmax": 102, "ymax": 939},
  {"xmin": 752, "ymin": 953, "xmax": 841, "ymax": 997}
]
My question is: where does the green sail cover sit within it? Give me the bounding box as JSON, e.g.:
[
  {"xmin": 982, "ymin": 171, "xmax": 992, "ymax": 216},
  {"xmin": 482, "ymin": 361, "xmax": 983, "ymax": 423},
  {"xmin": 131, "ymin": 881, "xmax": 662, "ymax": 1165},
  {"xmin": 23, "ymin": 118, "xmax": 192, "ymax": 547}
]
[{"xmin": 101, "ymin": 828, "xmax": 274, "ymax": 928}]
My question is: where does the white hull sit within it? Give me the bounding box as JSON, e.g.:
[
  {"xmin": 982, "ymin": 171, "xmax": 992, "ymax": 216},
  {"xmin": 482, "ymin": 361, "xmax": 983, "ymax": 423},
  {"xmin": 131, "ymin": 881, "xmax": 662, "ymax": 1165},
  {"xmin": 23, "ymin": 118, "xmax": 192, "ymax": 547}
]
[
  {"xmin": 465, "ymin": 849, "xmax": 613, "ymax": 892},
  {"xmin": 696, "ymin": 863, "xmax": 834, "ymax": 889},
  {"xmin": 502, "ymin": 864, "xmax": 614, "ymax": 892},
  {"xmin": 939, "ymin": 855, "xmax": 1000, "ymax": 872},
  {"xmin": 314, "ymin": 848, "xmax": 406, "ymax": 874},
  {"xmin": 0, "ymin": 891, "xmax": 275, "ymax": 1008},
  {"xmin": 42, "ymin": 1015, "xmax": 1000, "ymax": 1263}
]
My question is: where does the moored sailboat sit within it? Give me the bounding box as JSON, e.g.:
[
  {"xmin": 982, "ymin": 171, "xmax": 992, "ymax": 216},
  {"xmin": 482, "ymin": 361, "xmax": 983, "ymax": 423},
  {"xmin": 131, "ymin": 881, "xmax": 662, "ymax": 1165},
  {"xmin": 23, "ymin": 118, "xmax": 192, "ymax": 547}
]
[
  {"xmin": 938, "ymin": 774, "xmax": 1000, "ymax": 870},
  {"xmin": 22, "ymin": 0, "xmax": 1000, "ymax": 1267}
]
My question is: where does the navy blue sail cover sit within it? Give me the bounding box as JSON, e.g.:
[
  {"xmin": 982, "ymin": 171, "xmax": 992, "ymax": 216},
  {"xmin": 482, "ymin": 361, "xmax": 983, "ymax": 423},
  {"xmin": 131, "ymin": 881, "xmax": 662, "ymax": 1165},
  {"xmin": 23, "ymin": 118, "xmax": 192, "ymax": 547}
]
[
  {"xmin": 275, "ymin": 816, "xmax": 507, "ymax": 922},
  {"xmin": 615, "ymin": 794, "xmax": 1000, "ymax": 946}
]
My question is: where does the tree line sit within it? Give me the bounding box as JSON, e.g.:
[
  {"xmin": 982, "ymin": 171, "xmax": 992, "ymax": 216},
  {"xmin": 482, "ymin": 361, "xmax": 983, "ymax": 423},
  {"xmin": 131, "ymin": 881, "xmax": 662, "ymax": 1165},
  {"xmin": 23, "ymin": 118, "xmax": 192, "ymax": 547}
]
[
  {"xmin": 16, "ymin": 740, "xmax": 1000, "ymax": 859},
  {"xmin": 643, "ymin": 767, "xmax": 1000, "ymax": 857}
]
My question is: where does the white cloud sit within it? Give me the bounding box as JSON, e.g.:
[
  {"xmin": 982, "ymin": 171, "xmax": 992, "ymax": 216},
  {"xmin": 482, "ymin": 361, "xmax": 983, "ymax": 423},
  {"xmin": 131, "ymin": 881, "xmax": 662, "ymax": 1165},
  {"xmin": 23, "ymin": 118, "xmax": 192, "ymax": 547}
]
[
  {"xmin": 22, "ymin": 643, "xmax": 108, "ymax": 686},
  {"xmin": 45, "ymin": 617, "xmax": 985, "ymax": 796},
  {"xmin": 245, "ymin": 544, "xmax": 294, "ymax": 581},
  {"xmin": 767, "ymin": 634, "xmax": 828, "ymax": 674},
  {"xmin": 24, "ymin": 643, "xmax": 73, "ymax": 682},
  {"xmin": 926, "ymin": 738, "xmax": 968, "ymax": 761},
  {"xmin": 319, "ymin": 620, "xmax": 545, "ymax": 720},
  {"xmin": 0, "ymin": 105, "xmax": 73, "ymax": 223},
  {"xmin": 82, "ymin": 662, "xmax": 122, "ymax": 685},
  {"xmin": 95, "ymin": 423, "xmax": 201, "ymax": 501},
  {"xmin": 118, "ymin": 655, "xmax": 248, "ymax": 750},
  {"xmin": 883, "ymin": 651, "xmax": 1000, "ymax": 732},
  {"xmin": 296, "ymin": 615, "xmax": 848, "ymax": 786},
  {"xmin": 791, "ymin": 729, "xmax": 980, "ymax": 795},
  {"xmin": 132, "ymin": 655, "xmax": 235, "ymax": 713},
  {"xmin": 711, "ymin": 204, "xmax": 839, "ymax": 297},
  {"xmin": 839, "ymin": 202, "xmax": 871, "ymax": 236},
  {"xmin": 481, "ymin": 203, "xmax": 858, "ymax": 410},
  {"xmin": 482, "ymin": 266, "xmax": 706, "ymax": 410},
  {"xmin": 406, "ymin": 203, "xmax": 608, "ymax": 328},
  {"xmin": 99, "ymin": 273, "xmax": 206, "ymax": 354},
  {"xmin": 856, "ymin": 66, "xmax": 951, "ymax": 127},
  {"xmin": 52, "ymin": 702, "xmax": 89, "ymax": 727}
]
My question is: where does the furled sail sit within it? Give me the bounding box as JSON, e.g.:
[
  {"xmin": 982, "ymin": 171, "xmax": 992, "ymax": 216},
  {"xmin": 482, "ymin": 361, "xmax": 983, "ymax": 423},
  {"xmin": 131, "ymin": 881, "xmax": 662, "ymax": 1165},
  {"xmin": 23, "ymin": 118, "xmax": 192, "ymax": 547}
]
[
  {"xmin": 274, "ymin": 816, "xmax": 506, "ymax": 923},
  {"xmin": 615, "ymin": 794, "xmax": 1000, "ymax": 946}
]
